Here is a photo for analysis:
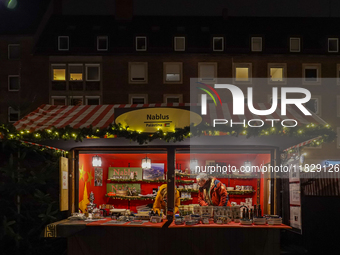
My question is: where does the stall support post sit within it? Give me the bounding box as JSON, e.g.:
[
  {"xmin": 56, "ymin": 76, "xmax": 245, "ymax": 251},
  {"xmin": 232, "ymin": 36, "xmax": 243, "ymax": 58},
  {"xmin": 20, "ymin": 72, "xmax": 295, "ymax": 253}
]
[{"xmin": 167, "ymin": 147, "xmax": 175, "ymax": 220}]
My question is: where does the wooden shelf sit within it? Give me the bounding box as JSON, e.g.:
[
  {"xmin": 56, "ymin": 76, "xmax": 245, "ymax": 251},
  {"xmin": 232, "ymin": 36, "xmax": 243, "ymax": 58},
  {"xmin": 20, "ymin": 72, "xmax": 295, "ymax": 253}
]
[
  {"xmin": 177, "ymin": 188, "xmax": 199, "ymax": 193},
  {"xmin": 107, "ymin": 179, "xmax": 167, "ymax": 184}
]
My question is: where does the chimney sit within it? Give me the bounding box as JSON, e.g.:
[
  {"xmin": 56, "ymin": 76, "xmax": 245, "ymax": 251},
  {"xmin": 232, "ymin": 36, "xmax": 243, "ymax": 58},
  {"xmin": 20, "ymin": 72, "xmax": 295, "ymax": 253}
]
[
  {"xmin": 115, "ymin": 0, "xmax": 133, "ymax": 21},
  {"xmin": 222, "ymin": 8, "xmax": 228, "ymax": 20}
]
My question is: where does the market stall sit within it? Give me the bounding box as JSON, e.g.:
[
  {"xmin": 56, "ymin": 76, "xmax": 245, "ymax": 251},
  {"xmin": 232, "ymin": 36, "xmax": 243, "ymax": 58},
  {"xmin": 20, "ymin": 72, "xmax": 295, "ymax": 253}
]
[{"xmin": 11, "ymin": 103, "xmax": 334, "ymax": 255}]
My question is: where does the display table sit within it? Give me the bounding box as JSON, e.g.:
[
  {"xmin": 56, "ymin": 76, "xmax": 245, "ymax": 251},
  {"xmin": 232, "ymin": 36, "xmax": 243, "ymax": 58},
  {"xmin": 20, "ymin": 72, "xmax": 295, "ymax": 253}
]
[
  {"xmin": 45, "ymin": 219, "xmax": 291, "ymax": 255},
  {"xmin": 169, "ymin": 221, "xmax": 292, "ymax": 229}
]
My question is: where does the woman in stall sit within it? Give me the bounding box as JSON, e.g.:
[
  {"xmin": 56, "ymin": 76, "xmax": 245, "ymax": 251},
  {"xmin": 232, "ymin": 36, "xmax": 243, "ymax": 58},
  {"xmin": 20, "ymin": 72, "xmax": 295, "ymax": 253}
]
[{"xmin": 153, "ymin": 184, "xmax": 180, "ymax": 214}]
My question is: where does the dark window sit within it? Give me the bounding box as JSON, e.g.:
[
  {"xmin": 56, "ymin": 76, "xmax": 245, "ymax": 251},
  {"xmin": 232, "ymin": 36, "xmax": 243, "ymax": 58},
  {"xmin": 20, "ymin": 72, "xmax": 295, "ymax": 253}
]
[
  {"xmin": 87, "ymin": 98, "xmax": 100, "ymax": 105},
  {"xmin": 8, "ymin": 108, "xmax": 19, "ymax": 122},
  {"xmin": 213, "ymin": 38, "xmax": 223, "ymax": 51},
  {"xmin": 305, "ymin": 99, "xmax": 318, "ymax": 114},
  {"xmin": 97, "ymin": 36, "xmax": 108, "ymax": 51},
  {"xmin": 52, "ymin": 98, "xmax": 66, "ymax": 105},
  {"xmin": 58, "ymin": 36, "xmax": 69, "ymax": 50},
  {"xmin": 8, "ymin": 76, "xmax": 20, "ymax": 91},
  {"xmin": 70, "ymin": 98, "xmax": 83, "ymax": 106},
  {"xmin": 166, "ymin": 97, "xmax": 180, "ymax": 103},
  {"xmin": 305, "ymin": 69, "xmax": 317, "ymax": 81},
  {"xmin": 87, "ymin": 66, "xmax": 100, "ymax": 81},
  {"xmin": 8, "ymin": 45, "xmax": 20, "ymax": 59},
  {"xmin": 136, "ymin": 37, "xmax": 146, "ymax": 51},
  {"xmin": 328, "ymin": 39, "xmax": 338, "ymax": 52},
  {"xmin": 132, "ymin": 98, "xmax": 145, "ymax": 104}
]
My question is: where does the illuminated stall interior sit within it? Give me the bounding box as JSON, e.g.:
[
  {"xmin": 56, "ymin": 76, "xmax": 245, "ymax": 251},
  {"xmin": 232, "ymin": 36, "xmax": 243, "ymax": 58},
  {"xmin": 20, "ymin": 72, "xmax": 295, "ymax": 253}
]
[{"xmin": 78, "ymin": 151, "xmax": 271, "ymax": 214}]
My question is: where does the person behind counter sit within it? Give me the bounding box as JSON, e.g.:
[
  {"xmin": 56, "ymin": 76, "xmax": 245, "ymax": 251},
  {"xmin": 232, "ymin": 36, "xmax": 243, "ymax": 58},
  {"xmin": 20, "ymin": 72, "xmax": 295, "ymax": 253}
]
[
  {"xmin": 153, "ymin": 184, "xmax": 180, "ymax": 214},
  {"xmin": 196, "ymin": 173, "xmax": 231, "ymax": 206}
]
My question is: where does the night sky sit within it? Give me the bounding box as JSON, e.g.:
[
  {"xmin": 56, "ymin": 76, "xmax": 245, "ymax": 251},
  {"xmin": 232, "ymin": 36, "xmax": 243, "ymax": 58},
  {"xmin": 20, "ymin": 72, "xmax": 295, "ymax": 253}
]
[{"xmin": 2, "ymin": 0, "xmax": 340, "ymax": 34}]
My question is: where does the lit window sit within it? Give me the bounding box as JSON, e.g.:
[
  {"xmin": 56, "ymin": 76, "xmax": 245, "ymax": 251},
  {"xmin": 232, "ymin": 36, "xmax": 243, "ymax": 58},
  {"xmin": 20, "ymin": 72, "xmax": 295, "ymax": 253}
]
[
  {"xmin": 233, "ymin": 63, "xmax": 252, "ymax": 83},
  {"xmin": 251, "ymin": 37, "xmax": 262, "ymax": 52},
  {"xmin": 52, "ymin": 65, "xmax": 66, "ymax": 81},
  {"xmin": 328, "ymin": 38, "xmax": 338, "ymax": 52},
  {"xmin": 136, "ymin": 37, "xmax": 147, "ymax": 51},
  {"xmin": 129, "ymin": 62, "xmax": 148, "ymax": 83},
  {"xmin": 303, "ymin": 64, "xmax": 321, "ymax": 84},
  {"xmin": 97, "ymin": 36, "xmax": 108, "ymax": 51},
  {"xmin": 174, "ymin": 37, "xmax": 185, "ymax": 51},
  {"xmin": 268, "ymin": 64, "xmax": 286, "ymax": 83},
  {"xmin": 198, "ymin": 63, "xmax": 217, "ymax": 82},
  {"xmin": 164, "ymin": 62, "xmax": 182, "ymax": 83},
  {"xmin": 8, "ymin": 75, "xmax": 20, "ymax": 91},
  {"xmin": 129, "ymin": 94, "xmax": 148, "ymax": 104},
  {"xmin": 69, "ymin": 65, "xmax": 83, "ymax": 81},
  {"xmin": 8, "ymin": 44, "xmax": 20, "ymax": 59},
  {"xmin": 86, "ymin": 96, "xmax": 100, "ymax": 105},
  {"xmin": 58, "ymin": 36, "xmax": 69, "ymax": 51},
  {"xmin": 86, "ymin": 64, "xmax": 100, "ymax": 81},
  {"xmin": 70, "ymin": 97, "xmax": 83, "ymax": 106},
  {"xmin": 290, "ymin": 38, "xmax": 300, "ymax": 52},
  {"xmin": 51, "ymin": 96, "xmax": 67, "ymax": 105},
  {"xmin": 8, "ymin": 107, "xmax": 19, "ymax": 122},
  {"xmin": 213, "ymin": 37, "xmax": 224, "ymax": 51},
  {"xmin": 236, "ymin": 68, "xmax": 249, "ymax": 81}
]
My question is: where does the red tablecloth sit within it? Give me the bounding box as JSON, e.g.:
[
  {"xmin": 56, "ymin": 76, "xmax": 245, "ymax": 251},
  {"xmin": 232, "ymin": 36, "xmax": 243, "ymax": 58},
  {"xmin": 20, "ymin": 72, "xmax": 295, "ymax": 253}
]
[
  {"xmin": 169, "ymin": 221, "xmax": 292, "ymax": 229},
  {"xmin": 86, "ymin": 218, "xmax": 167, "ymax": 228}
]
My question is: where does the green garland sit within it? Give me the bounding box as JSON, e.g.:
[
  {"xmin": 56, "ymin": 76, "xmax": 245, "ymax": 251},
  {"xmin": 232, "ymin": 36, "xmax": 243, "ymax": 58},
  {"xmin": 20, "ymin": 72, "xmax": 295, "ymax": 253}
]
[
  {"xmin": 176, "ymin": 180, "xmax": 195, "ymax": 184},
  {"xmin": 107, "ymin": 179, "xmax": 167, "ymax": 183},
  {"xmin": 176, "ymin": 173, "xmax": 196, "ymax": 178},
  {"xmin": 180, "ymin": 198, "xmax": 193, "ymax": 202},
  {"xmin": 106, "ymin": 194, "xmax": 155, "ymax": 200},
  {"xmin": 177, "ymin": 188, "xmax": 199, "ymax": 193},
  {"xmin": 0, "ymin": 122, "xmax": 336, "ymax": 147}
]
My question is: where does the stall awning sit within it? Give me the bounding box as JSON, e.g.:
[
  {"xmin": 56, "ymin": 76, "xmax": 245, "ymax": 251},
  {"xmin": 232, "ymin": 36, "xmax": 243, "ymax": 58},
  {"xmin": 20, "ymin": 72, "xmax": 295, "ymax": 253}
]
[{"xmin": 14, "ymin": 103, "xmax": 327, "ymax": 132}]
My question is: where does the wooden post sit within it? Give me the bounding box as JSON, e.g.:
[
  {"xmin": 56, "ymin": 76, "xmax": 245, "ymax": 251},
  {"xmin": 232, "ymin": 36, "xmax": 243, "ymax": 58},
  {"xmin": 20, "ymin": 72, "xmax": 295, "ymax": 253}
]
[{"xmin": 167, "ymin": 147, "xmax": 175, "ymax": 220}]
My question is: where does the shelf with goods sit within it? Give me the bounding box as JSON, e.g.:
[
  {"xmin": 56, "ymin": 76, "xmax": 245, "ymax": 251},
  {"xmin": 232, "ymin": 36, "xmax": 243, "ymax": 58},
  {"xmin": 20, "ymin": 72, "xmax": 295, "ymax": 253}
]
[
  {"xmin": 106, "ymin": 194, "xmax": 192, "ymax": 203},
  {"xmin": 107, "ymin": 179, "xmax": 167, "ymax": 184}
]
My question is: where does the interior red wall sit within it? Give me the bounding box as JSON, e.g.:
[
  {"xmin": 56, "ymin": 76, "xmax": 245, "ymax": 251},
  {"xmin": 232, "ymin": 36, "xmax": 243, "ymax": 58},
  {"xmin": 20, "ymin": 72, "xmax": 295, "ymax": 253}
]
[
  {"xmin": 79, "ymin": 153, "xmax": 270, "ymax": 212},
  {"xmin": 79, "ymin": 153, "xmax": 167, "ymax": 212}
]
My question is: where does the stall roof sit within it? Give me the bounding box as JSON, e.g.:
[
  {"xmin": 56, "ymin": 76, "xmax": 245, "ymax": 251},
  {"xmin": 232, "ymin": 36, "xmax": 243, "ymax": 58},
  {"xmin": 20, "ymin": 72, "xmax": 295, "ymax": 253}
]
[
  {"xmin": 12, "ymin": 104, "xmax": 327, "ymax": 151},
  {"xmin": 14, "ymin": 103, "xmax": 326, "ymax": 132}
]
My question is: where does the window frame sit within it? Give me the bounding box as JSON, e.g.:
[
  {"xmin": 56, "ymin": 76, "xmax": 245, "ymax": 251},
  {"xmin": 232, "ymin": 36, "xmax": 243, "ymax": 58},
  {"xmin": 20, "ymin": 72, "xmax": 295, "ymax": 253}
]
[
  {"xmin": 69, "ymin": 96, "xmax": 84, "ymax": 106},
  {"xmin": 302, "ymin": 63, "xmax": 321, "ymax": 85},
  {"xmin": 129, "ymin": 62, "xmax": 148, "ymax": 84},
  {"xmin": 85, "ymin": 96, "xmax": 101, "ymax": 105},
  {"xmin": 51, "ymin": 64, "xmax": 67, "ymax": 82},
  {"xmin": 267, "ymin": 63, "xmax": 287, "ymax": 84},
  {"xmin": 8, "ymin": 44, "xmax": 20, "ymax": 60},
  {"xmin": 51, "ymin": 96, "xmax": 67, "ymax": 106},
  {"xmin": 290, "ymin": 37, "xmax": 301, "ymax": 52},
  {"xmin": 135, "ymin": 36, "xmax": 147, "ymax": 51},
  {"xmin": 163, "ymin": 62, "xmax": 183, "ymax": 84},
  {"xmin": 251, "ymin": 37, "xmax": 262, "ymax": 52},
  {"xmin": 8, "ymin": 107, "xmax": 20, "ymax": 123},
  {"xmin": 8, "ymin": 75, "xmax": 20, "ymax": 91},
  {"xmin": 163, "ymin": 94, "xmax": 183, "ymax": 104},
  {"xmin": 304, "ymin": 95, "xmax": 322, "ymax": 116},
  {"xmin": 97, "ymin": 36, "xmax": 108, "ymax": 51},
  {"xmin": 198, "ymin": 62, "xmax": 218, "ymax": 83},
  {"xmin": 213, "ymin": 37, "xmax": 224, "ymax": 51},
  {"xmin": 129, "ymin": 94, "xmax": 148, "ymax": 104},
  {"xmin": 328, "ymin": 38, "xmax": 338, "ymax": 53},
  {"xmin": 85, "ymin": 64, "xmax": 101, "ymax": 82},
  {"xmin": 233, "ymin": 63, "xmax": 252, "ymax": 84},
  {"xmin": 58, "ymin": 36, "xmax": 69, "ymax": 51},
  {"xmin": 174, "ymin": 37, "xmax": 185, "ymax": 51},
  {"xmin": 68, "ymin": 64, "xmax": 83, "ymax": 81}
]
